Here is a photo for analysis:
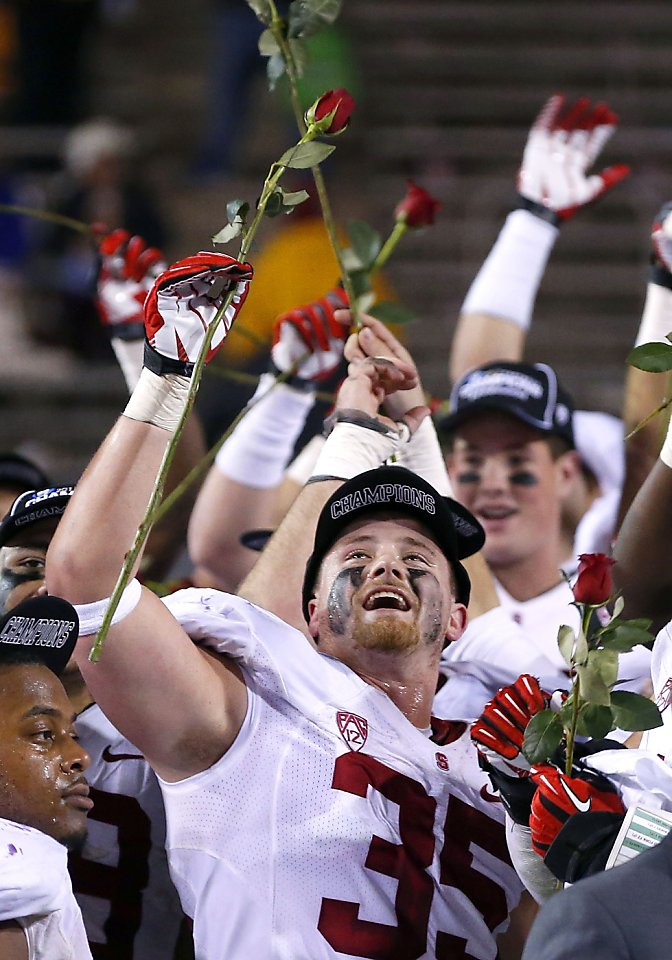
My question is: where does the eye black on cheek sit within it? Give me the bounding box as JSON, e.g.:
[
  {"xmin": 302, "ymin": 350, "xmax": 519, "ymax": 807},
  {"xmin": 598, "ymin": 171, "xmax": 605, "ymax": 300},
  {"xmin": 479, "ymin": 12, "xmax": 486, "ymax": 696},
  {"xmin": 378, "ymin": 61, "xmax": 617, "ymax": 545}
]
[
  {"xmin": 455, "ymin": 471, "xmax": 480, "ymax": 484},
  {"xmin": 509, "ymin": 471, "xmax": 539, "ymax": 486}
]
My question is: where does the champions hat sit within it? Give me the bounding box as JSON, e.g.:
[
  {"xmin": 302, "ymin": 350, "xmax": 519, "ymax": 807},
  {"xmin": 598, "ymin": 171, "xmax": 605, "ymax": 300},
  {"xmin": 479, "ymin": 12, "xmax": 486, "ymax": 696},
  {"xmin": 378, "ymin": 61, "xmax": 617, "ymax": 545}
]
[
  {"xmin": 439, "ymin": 361, "xmax": 575, "ymax": 448},
  {"xmin": 0, "ymin": 595, "xmax": 79, "ymax": 676},
  {"xmin": 301, "ymin": 466, "xmax": 485, "ymax": 621},
  {"xmin": 0, "ymin": 486, "xmax": 74, "ymax": 548}
]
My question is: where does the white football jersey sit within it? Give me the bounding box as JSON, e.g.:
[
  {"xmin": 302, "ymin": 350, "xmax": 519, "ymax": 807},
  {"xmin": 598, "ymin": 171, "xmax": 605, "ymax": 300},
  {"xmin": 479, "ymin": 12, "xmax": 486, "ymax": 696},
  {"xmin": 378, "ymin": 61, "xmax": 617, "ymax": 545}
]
[
  {"xmin": 159, "ymin": 589, "xmax": 523, "ymax": 960},
  {"xmin": 70, "ymin": 703, "xmax": 186, "ymax": 958},
  {"xmin": 641, "ymin": 620, "xmax": 672, "ymax": 762},
  {"xmin": 442, "ymin": 581, "xmax": 652, "ymax": 713},
  {"xmin": 0, "ymin": 817, "xmax": 92, "ymax": 959}
]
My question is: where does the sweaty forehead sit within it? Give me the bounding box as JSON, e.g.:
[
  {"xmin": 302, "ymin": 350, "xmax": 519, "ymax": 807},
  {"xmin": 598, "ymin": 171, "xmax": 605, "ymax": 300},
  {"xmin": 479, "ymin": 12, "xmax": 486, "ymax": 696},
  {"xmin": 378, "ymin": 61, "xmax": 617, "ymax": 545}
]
[
  {"xmin": 0, "ymin": 663, "xmax": 69, "ymax": 722},
  {"xmin": 453, "ymin": 412, "xmax": 547, "ymax": 451}
]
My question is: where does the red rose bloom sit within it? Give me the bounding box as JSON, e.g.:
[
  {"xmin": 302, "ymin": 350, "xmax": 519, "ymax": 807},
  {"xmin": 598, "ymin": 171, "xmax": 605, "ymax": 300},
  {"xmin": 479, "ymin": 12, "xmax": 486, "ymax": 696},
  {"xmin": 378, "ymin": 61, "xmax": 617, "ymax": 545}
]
[
  {"xmin": 310, "ymin": 88, "xmax": 356, "ymax": 135},
  {"xmin": 572, "ymin": 553, "xmax": 616, "ymax": 606},
  {"xmin": 394, "ymin": 180, "xmax": 442, "ymax": 228}
]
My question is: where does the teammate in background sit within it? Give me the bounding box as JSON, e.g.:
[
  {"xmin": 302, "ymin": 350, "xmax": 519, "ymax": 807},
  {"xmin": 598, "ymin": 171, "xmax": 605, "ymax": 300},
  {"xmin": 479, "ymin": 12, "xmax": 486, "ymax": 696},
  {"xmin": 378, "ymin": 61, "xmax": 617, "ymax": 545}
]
[
  {"xmin": 47, "ymin": 252, "xmax": 533, "ymax": 959},
  {"xmin": 0, "ymin": 454, "xmax": 51, "ymax": 518},
  {"xmin": 447, "ymin": 94, "xmax": 631, "ymax": 562},
  {"xmin": 0, "ymin": 489, "xmax": 192, "ymax": 959},
  {"xmin": 0, "ymin": 594, "xmax": 93, "ymax": 960}
]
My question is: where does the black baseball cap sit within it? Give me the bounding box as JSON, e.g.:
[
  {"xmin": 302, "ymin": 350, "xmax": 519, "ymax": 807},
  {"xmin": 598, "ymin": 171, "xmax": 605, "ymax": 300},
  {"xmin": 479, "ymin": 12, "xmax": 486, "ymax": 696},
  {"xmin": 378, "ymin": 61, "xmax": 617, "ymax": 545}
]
[
  {"xmin": 0, "ymin": 486, "xmax": 74, "ymax": 548},
  {"xmin": 0, "ymin": 595, "xmax": 79, "ymax": 676},
  {"xmin": 0, "ymin": 454, "xmax": 51, "ymax": 494},
  {"xmin": 301, "ymin": 466, "xmax": 485, "ymax": 621},
  {"xmin": 439, "ymin": 361, "xmax": 575, "ymax": 448}
]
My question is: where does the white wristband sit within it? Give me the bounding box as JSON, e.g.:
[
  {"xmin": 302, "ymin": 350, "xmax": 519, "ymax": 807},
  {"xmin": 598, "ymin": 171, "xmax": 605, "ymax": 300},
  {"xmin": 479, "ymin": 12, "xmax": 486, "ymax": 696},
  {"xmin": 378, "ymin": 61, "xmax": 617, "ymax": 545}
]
[
  {"xmin": 660, "ymin": 416, "xmax": 672, "ymax": 469},
  {"xmin": 74, "ymin": 578, "xmax": 142, "ymax": 637},
  {"xmin": 123, "ymin": 368, "xmax": 190, "ymax": 432},
  {"xmin": 310, "ymin": 421, "xmax": 403, "ymax": 481},
  {"xmin": 635, "ymin": 282, "xmax": 672, "ymax": 347},
  {"xmin": 461, "ymin": 209, "xmax": 558, "ymax": 330},
  {"xmin": 111, "ymin": 337, "xmax": 145, "ymax": 392},
  {"xmin": 394, "ymin": 417, "xmax": 453, "ymax": 496},
  {"xmin": 286, "ymin": 434, "xmax": 326, "ymax": 486},
  {"xmin": 215, "ymin": 373, "xmax": 314, "ymax": 489}
]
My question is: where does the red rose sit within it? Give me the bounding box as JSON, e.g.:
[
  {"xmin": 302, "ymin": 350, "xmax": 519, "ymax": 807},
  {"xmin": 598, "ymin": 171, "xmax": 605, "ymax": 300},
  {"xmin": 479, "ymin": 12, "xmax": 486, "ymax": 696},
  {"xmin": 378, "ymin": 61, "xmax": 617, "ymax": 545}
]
[
  {"xmin": 394, "ymin": 179, "xmax": 442, "ymax": 228},
  {"xmin": 572, "ymin": 553, "xmax": 616, "ymax": 606},
  {"xmin": 308, "ymin": 88, "xmax": 356, "ymax": 135}
]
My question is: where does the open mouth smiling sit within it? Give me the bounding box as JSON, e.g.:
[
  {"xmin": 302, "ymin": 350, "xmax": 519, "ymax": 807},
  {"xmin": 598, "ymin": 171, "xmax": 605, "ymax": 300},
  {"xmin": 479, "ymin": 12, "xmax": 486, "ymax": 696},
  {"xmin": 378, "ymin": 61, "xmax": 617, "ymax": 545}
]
[{"xmin": 363, "ymin": 588, "xmax": 411, "ymax": 612}]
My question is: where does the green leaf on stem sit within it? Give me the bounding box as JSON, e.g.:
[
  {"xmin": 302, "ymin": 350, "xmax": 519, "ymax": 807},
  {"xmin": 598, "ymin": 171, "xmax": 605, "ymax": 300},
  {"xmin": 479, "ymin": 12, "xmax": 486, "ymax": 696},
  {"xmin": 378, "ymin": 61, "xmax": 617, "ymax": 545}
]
[
  {"xmin": 610, "ymin": 690, "xmax": 663, "ymax": 731},
  {"xmin": 267, "ymin": 52, "xmax": 286, "ymax": 89},
  {"xmin": 212, "ymin": 222, "xmax": 243, "ymax": 245},
  {"xmin": 576, "ymin": 656, "xmax": 611, "ymax": 707},
  {"xmin": 573, "ymin": 624, "xmax": 589, "ymax": 667},
  {"xmin": 576, "ymin": 703, "xmax": 614, "ymax": 739},
  {"xmin": 278, "ymin": 140, "xmax": 335, "ymax": 169},
  {"xmin": 289, "ymin": 38, "xmax": 308, "ymax": 77},
  {"xmin": 226, "ymin": 200, "xmax": 250, "ymax": 225},
  {"xmin": 258, "ymin": 28, "xmax": 280, "ymax": 56},
  {"xmin": 346, "ymin": 219, "xmax": 382, "ymax": 270},
  {"xmin": 557, "ymin": 624, "xmax": 577, "ymax": 667},
  {"xmin": 368, "ymin": 301, "xmax": 416, "ymax": 326},
  {"xmin": 599, "ymin": 619, "xmax": 655, "ymax": 653},
  {"xmin": 264, "ymin": 190, "xmax": 285, "ymax": 217},
  {"xmin": 627, "ymin": 342, "xmax": 672, "ymax": 373},
  {"xmin": 287, "ymin": 0, "xmax": 342, "ymax": 38},
  {"xmin": 280, "ymin": 188, "xmax": 310, "ymax": 208},
  {"xmin": 611, "ymin": 595, "xmax": 625, "ymax": 620},
  {"xmin": 348, "ymin": 268, "xmax": 372, "ymax": 301},
  {"xmin": 522, "ymin": 709, "xmax": 564, "ymax": 765},
  {"xmin": 341, "ymin": 248, "xmax": 364, "ymax": 272},
  {"xmin": 246, "ymin": 0, "xmax": 273, "ymax": 24}
]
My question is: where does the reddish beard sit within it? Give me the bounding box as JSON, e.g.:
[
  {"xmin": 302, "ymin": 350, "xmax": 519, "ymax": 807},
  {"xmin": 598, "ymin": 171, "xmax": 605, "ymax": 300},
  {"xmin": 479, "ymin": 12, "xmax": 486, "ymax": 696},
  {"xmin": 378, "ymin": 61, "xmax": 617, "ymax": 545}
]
[{"xmin": 353, "ymin": 611, "xmax": 421, "ymax": 653}]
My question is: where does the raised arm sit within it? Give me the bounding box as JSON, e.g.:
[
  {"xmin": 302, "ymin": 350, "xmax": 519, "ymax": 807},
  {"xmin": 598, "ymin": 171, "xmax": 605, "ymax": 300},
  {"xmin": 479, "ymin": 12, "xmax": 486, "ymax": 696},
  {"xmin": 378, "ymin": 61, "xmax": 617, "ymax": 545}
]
[
  {"xmin": 450, "ymin": 94, "xmax": 629, "ymax": 383},
  {"xmin": 239, "ymin": 313, "xmax": 427, "ymax": 631},
  {"xmin": 47, "ymin": 251, "xmax": 253, "ymax": 781},
  {"xmin": 188, "ymin": 288, "xmax": 348, "ymax": 591}
]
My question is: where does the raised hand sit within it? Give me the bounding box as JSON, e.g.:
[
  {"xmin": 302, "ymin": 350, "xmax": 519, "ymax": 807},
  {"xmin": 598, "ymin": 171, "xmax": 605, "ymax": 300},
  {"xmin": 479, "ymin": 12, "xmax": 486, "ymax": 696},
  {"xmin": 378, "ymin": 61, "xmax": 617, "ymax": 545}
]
[
  {"xmin": 97, "ymin": 229, "xmax": 167, "ymax": 339},
  {"xmin": 517, "ymin": 94, "xmax": 630, "ymax": 222},
  {"xmin": 144, "ymin": 252, "xmax": 253, "ymax": 375},
  {"xmin": 271, "ymin": 287, "xmax": 349, "ymax": 382}
]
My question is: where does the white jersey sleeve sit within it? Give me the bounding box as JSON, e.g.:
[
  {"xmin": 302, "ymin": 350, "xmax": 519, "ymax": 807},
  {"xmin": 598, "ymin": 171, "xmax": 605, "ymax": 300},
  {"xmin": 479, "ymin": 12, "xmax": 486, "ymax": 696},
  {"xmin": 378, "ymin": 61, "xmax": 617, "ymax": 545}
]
[
  {"xmin": 0, "ymin": 818, "xmax": 92, "ymax": 959},
  {"xmin": 157, "ymin": 588, "xmax": 523, "ymax": 960}
]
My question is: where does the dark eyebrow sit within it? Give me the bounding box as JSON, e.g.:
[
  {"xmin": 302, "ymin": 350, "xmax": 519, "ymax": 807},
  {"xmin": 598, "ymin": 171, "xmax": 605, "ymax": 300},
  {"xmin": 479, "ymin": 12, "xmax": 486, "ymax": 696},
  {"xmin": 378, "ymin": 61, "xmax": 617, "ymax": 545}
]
[{"xmin": 21, "ymin": 705, "xmax": 71, "ymax": 722}]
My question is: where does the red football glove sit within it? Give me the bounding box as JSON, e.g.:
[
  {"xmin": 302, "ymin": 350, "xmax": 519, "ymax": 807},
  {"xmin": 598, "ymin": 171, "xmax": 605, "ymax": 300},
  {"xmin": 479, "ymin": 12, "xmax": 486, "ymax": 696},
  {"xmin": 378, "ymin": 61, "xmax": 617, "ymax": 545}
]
[
  {"xmin": 271, "ymin": 287, "xmax": 349, "ymax": 382},
  {"xmin": 144, "ymin": 252, "xmax": 253, "ymax": 375},
  {"xmin": 97, "ymin": 229, "xmax": 166, "ymax": 339},
  {"xmin": 517, "ymin": 94, "xmax": 630, "ymax": 222},
  {"xmin": 529, "ymin": 763, "xmax": 625, "ymax": 858},
  {"xmin": 470, "ymin": 674, "xmax": 550, "ymax": 777}
]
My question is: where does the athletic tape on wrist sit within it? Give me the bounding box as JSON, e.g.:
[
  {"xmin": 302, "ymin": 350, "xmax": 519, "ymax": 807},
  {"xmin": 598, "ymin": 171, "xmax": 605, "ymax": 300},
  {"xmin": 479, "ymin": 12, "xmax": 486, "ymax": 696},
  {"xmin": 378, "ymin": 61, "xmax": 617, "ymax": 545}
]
[
  {"xmin": 635, "ymin": 281, "xmax": 672, "ymax": 347},
  {"xmin": 309, "ymin": 419, "xmax": 403, "ymax": 482},
  {"xmin": 394, "ymin": 418, "xmax": 453, "ymax": 496},
  {"xmin": 215, "ymin": 373, "xmax": 314, "ymax": 488},
  {"xmin": 111, "ymin": 337, "xmax": 145, "ymax": 393},
  {"xmin": 460, "ymin": 209, "xmax": 558, "ymax": 330},
  {"xmin": 123, "ymin": 367, "xmax": 191, "ymax": 432},
  {"xmin": 74, "ymin": 578, "xmax": 142, "ymax": 637}
]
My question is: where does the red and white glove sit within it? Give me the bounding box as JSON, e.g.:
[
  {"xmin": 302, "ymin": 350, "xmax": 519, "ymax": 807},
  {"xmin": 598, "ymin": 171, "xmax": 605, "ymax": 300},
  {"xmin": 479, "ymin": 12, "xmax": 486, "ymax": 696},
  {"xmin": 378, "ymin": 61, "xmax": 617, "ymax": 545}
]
[
  {"xmin": 651, "ymin": 201, "xmax": 672, "ymax": 275},
  {"xmin": 271, "ymin": 287, "xmax": 349, "ymax": 383},
  {"xmin": 143, "ymin": 252, "xmax": 253, "ymax": 375},
  {"xmin": 517, "ymin": 94, "xmax": 630, "ymax": 222},
  {"xmin": 471, "ymin": 674, "xmax": 550, "ymax": 777},
  {"xmin": 97, "ymin": 229, "xmax": 167, "ymax": 340},
  {"xmin": 529, "ymin": 763, "xmax": 625, "ymax": 858}
]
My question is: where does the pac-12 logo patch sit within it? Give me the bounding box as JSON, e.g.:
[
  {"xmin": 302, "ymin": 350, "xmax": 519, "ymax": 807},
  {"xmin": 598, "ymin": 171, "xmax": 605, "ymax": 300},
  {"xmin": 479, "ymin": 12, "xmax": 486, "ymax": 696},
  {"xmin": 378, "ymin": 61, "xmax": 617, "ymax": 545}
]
[{"xmin": 337, "ymin": 711, "xmax": 368, "ymax": 751}]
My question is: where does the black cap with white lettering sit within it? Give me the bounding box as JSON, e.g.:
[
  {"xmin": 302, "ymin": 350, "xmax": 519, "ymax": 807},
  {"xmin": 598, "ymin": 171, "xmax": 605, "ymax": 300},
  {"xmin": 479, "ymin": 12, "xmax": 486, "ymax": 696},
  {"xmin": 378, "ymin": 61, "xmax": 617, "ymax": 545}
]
[
  {"xmin": 301, "ymin": 465, "xmax": 484, "ymax": 621},
  {"xmin": 0, "ymin": 595, "xmax": 79, "ymax": 676},
  {"xmin": 438, "ymin": 361, "xmax": 575, "ymax": 448},
  {"xmin": 0, "ymin": 486, "xmax": 74, "ymax": 548}
]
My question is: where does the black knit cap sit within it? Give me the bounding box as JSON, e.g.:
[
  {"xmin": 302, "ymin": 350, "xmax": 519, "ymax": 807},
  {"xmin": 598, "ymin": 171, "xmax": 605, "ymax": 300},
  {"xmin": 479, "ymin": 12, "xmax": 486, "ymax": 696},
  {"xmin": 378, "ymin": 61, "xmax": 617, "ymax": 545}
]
[
  {"xmin": 439, "ymin": 361, "xmax": 575, "ymax": 448},
  {"xmin": 0, "ymin": 595, "xmax": 79, "ymax": 676},
  {"xmin": 301, "ymin": 466, "xmax": 484, "ymax": 622}
]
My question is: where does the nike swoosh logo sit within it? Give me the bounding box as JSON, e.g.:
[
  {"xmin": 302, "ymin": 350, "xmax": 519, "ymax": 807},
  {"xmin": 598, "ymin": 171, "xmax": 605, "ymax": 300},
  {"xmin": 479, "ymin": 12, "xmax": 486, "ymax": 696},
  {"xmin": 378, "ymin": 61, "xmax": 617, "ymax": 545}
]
[
  {"xmin": 559, "ymin": 778, "xmax": 591, "ymax": 813},
  {"xmin": 480, "ymin": 784, "xmax": 501, "ymax": 804},
  {"xmin": 101, "ymin": 745, "xmax": 144, "ymax": 763}
]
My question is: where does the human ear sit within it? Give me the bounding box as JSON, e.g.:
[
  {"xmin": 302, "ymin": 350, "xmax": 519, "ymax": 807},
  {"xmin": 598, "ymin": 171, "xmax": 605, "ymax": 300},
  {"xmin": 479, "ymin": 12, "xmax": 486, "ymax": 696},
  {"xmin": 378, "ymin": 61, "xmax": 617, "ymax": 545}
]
[{"xmin": 445, "ymin": 601, "xmax": 468, "ymax": 644}]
